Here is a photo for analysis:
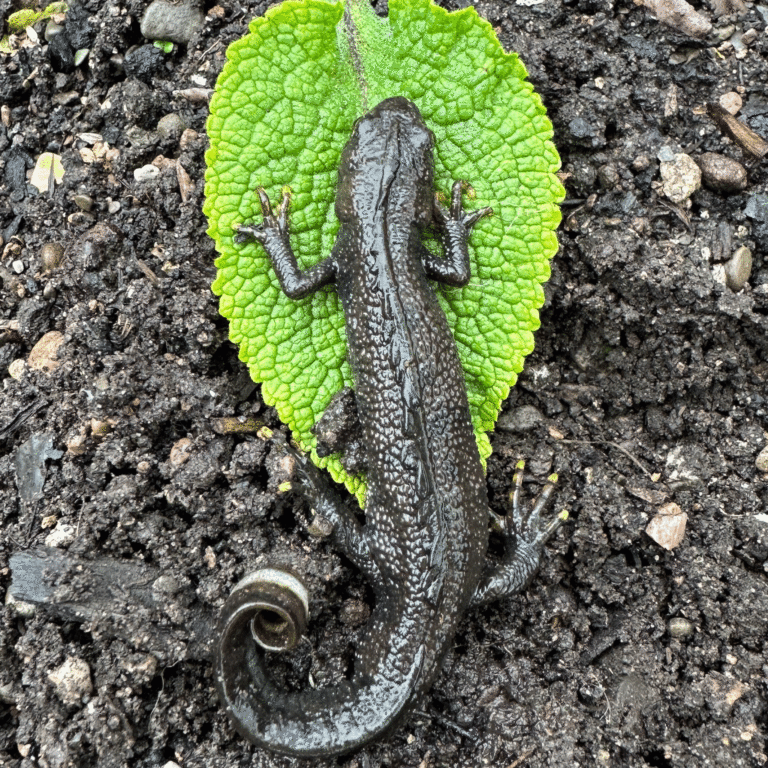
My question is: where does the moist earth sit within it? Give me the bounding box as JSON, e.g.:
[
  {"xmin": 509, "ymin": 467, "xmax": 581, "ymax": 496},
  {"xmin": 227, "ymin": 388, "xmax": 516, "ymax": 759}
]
[{"xmin": 1, "ymin": 0, "xmax": 767, "ymax": 766}]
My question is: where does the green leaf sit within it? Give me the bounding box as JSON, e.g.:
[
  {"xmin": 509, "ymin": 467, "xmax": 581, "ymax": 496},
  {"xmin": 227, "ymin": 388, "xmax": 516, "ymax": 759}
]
[
  {"xmin": 153, "ymin": 39, "xmax": 174, "ymax": 53},
  {"xmin": 205, "ymin": 0, "xmax": 563, "ymax": 505},
  {"xmin": 7, "ymin": 2, "xmax": 67, "ymax": 32}
]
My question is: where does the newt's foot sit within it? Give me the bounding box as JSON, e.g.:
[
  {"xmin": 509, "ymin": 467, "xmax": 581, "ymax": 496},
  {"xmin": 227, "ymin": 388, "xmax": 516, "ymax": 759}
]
[
  {"xmin": 473, "ymin": 460, "xmax": 567, "ymax": 606},
  {"xmin": 506, "ymin": 459, "xmax": 565, "ymax": 553},
  {"xmin": 434, "ymin": 180, "xmax": 492, "ymax": 233},
  {"xmin": 235, "ymin": 187, "xmax": 291, "ymax": 245},
  {"xmin": 272, "ymin": 439, "xmax": 374, "ymax": 577}
]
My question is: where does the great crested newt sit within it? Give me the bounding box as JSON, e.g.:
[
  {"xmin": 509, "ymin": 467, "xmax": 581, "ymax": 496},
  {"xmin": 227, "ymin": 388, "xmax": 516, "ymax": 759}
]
[{"xmin": 215, "ymin": 97, "xmax": 563, "ymax": 757}]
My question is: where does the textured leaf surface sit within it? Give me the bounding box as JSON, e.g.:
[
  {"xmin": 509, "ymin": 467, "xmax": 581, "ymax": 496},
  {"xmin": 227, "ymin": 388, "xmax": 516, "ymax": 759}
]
[{"xmin": 205, "ymin": 0, "xmax": 563, "ymax": 504}]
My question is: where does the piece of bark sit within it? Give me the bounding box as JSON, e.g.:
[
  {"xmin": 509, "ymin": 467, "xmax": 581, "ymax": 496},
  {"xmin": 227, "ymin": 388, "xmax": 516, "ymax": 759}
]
[
  {"xmin": 636, "ymin": 0, "xmax": 712, "ymax": 38},
  {"xmin": 707, "ymin": 103, "xmax": 768, "ymax": 161},
  {"xmin": 9, "ymin": 548, "xmax": 215, "ymax": 661}
]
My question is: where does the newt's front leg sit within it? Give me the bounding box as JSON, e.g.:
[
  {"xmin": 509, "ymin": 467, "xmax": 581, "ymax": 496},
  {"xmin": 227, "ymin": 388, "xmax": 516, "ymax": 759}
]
[
  {"xmin": 422, "ymin": 180, "xmax": 493, "ymax": 286},
  {"xmin": 236, "ymin": 188, "xmax": 337, "ymax": 299}
]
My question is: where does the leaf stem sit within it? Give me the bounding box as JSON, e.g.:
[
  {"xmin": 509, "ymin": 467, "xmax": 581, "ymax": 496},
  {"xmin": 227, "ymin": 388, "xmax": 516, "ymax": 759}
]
[{"xmin": 344, "ymin": 0, "xmax": 368, "ymax": 111}]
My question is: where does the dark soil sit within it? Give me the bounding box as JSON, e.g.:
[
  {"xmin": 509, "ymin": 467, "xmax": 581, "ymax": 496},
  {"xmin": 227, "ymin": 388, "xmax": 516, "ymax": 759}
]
[{"xmin": 1, "ymin": 0, "xmax": 767, "ymax": 766}]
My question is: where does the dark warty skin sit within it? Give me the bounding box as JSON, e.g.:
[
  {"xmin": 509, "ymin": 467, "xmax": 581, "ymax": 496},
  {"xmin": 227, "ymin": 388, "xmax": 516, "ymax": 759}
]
[{"xmin": 216, "ymin": 96, "xmax": 563, "ymax": 757}]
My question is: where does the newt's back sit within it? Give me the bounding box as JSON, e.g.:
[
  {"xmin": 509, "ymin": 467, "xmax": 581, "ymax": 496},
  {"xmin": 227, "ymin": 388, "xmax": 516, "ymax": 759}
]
[{"xmin": 329, "ymin": 97, "xmax": 489, "ymax": 699}]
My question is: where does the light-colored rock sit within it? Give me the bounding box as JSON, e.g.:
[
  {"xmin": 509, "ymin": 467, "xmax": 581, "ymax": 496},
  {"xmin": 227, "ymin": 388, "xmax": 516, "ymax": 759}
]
[
  {"xmin": 725, "ymin": 246, "xmax": 752, "ymax": 292},
  {"xmin": 44, "ymin": 522, "xmax": 76, "ymax": 548},
  {"xmin": 169, "ymin": 437, "xmax": 193, "ymax": 466},
  {"xmin": 719, "ymin": 91, "xmax": 742, "ymax": 115},
  {"xmin": 646, "ymin": 502, "xmax": 687, "ymax": 550},
  {"xmin": 756, "ymin": 445, "xmax": 768, "ymax": 472},
  {"xmin": 134, "ymin": 164, "xmax": 161, "ymax": 182},
  {"xmin": 140, "ymin": 0, "xmax": 204, "ymax": 45},
  {"xmin": 48, "ymin": 657, "xmax": 92, "ymax": 706},
  {"xmin": 660, "ymin": 153, "xmax": 701, "ymax": 203},
  {"xmin": 8, "ymin": 359, "xmax": 26, "ymax": 379},
  {"xmin": 28, "ymin": 331, "xmax": 65, "ymax": 372}
]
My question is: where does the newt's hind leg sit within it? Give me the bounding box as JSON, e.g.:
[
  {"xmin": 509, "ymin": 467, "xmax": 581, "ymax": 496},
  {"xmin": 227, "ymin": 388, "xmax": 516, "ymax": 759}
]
[
  {"xmin": 472, "ymin": 461, "xmax": 567, "ymax": 606},
  {"xmin": 276, "ymin": 439, "xmax": 377, "ymax": 582}
]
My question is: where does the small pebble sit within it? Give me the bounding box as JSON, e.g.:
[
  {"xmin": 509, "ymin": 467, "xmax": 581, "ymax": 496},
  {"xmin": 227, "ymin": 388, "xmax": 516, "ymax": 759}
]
[
  {"xmin": 169, "ymin": 437, "xmax": 193, "ymax": 466},
  {"xmin": 152, "ymin": 575, "xmax": 182, "ymax": 596},
  {"xmin": 496, "ymin": 404, "xmax": 545, "ymax": 433},
  {"xmin": 660, "ymin": 153, "xmax": 701, "ymax": 204},
  {"xmin": 756, "ymin": 445, "xmax": 768, "ymax": 472},
  {"xmin": 108, "ymin": 199, "xmax": 121, "ymax": 214},
  {"xmin": 157, "ymin": 113, "xmax": 187, "ymax": 141},
  {"xmin": 134, "ymin": 164, "xmax": 161, "ymax": 182},
  {"xmin": 48, "ymin": 657, "xmax": 92, "ymax": 706},
  {"xmin": 0, "ymin": 682, "xmax": 17, "ymax": 705},
  {"xmin": 90, "ymin": 418, "xmax": 112, "ymax": 437},
  {"xmin": 12, "ymin": 260, "xmax": 24, "ymax": 274},
  {"xmin": 73, "ymin": 194, "xmax": 93, "ymax": 211},
  {"xmin": 52, "ymin": 91, "xmax": 79, "ymax": 107},
  {"xmin": 719, "ymin": 92, "xmax": 742, "ymax": 115},
  {"xmin": 631, "ymin": 154, "xmax": 650, "ymax": 173},
  {"xmin": 741, "ymin": 28, "xmax": 758, "ymax": 45},
  {"xmin": 179, "ymin": 128, "xmax": 199, "ymax": 150},
  {"xmin": 67, "ymin": 211, "xmax": 95, "ymax": 227},
  {"xmin": 66, "ymin": 431, "xmax": 88, "ymax": 455},
  {"xmin": 698, "ymin": 153, "xmax": 748, "ymax": 195},
  {"xmin": 725, "ymin": 246, "xmax": 752, "ymax": 292},
  {"xmin": 28, "ymin": 331, "xmax": 65, "ymax": 372},
  {"xmin": 307, "ymin": 513, "xmax": 334, "ymax": 537},
  {"xmin": 668, "ymin": 617, "xmax": 694, "ymax": 639},
  {"xmin": 598, "ymin": 163, "xmax": 620, "ymax": 190},
  {"xmin": 41, "ymin": 242, "xmax": 65, "ymax": 272},
  {"xmin": 646, "ymin": 502, "xmax": 687, "ymax": 550},
  {"xmin": 8, "ymin": 359, "xmax": 26, "ymax": 380},
  {"xmin": 657, "ymin": 145, "xmax": 676, "ymax": 162},
  {"xmin": 140, "ymin": 0, "xmax": 205, "ymax": 45},
  {"xmin": 45, "ymin": 19, "xmax": 65, "ymax": 42},
  {"xmin": 44, "ymin": 522, "xmax": 76, "ymax": 548}
]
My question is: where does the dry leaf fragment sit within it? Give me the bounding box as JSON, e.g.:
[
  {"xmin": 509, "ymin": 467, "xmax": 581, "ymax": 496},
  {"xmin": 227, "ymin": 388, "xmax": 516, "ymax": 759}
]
[
  {"xmin": 176, "ymin": 161, "xmax": 194, "ymax": 202},
  {"xmin": 30, "ymin": 152, "xmax": 64, "ymax": 194}
]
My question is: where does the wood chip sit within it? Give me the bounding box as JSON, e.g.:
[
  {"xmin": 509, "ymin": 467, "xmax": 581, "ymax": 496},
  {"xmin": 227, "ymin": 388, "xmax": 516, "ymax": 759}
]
[{"xmin": 707, "ymin": 103, "xmax": 768, "ymax": 160}]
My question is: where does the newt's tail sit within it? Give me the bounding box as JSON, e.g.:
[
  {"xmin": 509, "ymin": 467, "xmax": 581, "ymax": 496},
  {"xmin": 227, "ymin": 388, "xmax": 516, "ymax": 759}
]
[{"xmin": 214, "ymin": 568, "xmax": 427, "ymax": 757}]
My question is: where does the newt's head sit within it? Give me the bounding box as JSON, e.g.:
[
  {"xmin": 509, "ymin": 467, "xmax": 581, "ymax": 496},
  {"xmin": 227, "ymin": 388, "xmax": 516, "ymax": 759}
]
[{"xmin": 336, "ymin": 97, "xmax": 435, "ymax": 229}]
